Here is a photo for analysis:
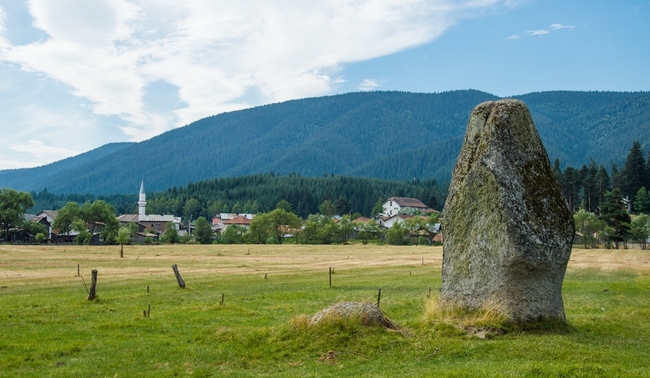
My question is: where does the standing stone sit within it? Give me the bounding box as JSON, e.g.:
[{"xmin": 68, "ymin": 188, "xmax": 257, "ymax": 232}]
[{"xmin": 439, "ymin": 99, "xmax": 574, "ymax": 322}]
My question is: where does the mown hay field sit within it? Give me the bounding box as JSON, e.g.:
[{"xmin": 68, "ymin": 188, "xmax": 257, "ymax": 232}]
[{"xmin": 1, "ymin": 244, "xmax": 649, "ymax": 377}]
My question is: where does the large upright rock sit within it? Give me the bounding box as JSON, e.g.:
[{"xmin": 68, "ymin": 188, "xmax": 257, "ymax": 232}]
[{"xmin": 439, "ymin": 99, "xmax": 574, "ymax": 322}]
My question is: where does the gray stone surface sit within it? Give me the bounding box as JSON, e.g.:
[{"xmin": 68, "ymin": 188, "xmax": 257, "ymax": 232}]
[
  {"xmin": 439, "ymin": 99, "xmax": 574, "ymax": 322},
  {"xmin": 310, "ymin": 302, "xmax": 398, "ymax": 329}
]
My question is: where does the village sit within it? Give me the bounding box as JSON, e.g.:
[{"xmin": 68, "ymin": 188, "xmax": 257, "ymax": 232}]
[{"xmin": 7, "ymin": 182, "xmax": 442, "ymax": 246}]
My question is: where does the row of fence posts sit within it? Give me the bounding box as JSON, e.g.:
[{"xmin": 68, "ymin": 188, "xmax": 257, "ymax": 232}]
[{"xmin": 81, "ymin": 263, "xmax": 434, "ymax": 313}]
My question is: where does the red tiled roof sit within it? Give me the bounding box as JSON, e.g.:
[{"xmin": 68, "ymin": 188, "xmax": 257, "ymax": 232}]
[{"xmin": 223, "ymin": 215, "xmax": 252, "ymax": 225}]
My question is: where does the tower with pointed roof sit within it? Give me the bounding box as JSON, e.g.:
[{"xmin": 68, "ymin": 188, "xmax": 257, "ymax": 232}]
[{"xmin": 138, "ymin": 180, "xmax": 146, "ymax": 218}]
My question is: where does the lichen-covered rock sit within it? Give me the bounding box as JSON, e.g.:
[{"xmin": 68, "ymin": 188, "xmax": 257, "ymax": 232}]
[
  {"xmin": 439, "ymin": 99, "xmax": 574, "ymax": 322},
  {"xmin": 310, "ymin": 302, "xmax": 398, "ymax": 329}
]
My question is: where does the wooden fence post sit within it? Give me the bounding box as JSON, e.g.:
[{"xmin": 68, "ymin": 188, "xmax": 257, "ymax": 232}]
[
  {"xmin": 171, "ymin": 264, "xmax": 185, "ymax": 288},
  {"xmin": 87, "ymin": 269, "xmax": 98, "ymax": 300},
  {"xmin": 329, "ymin": 267, "xmax": 332, "ymax": 287},
  {"xmin": 377, "ymin": 288, "xmax": 381, "ymax": 308}
]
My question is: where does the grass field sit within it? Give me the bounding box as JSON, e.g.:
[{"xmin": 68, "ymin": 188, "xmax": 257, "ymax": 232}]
[{"xmin": 1, "ymin": 244, "xmax": 649, "ymax": 377}]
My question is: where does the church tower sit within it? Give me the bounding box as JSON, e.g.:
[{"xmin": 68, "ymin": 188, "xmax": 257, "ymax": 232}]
[{"xmin": 138, "ymin": 181, "xmax": 146, "ymax": 218}]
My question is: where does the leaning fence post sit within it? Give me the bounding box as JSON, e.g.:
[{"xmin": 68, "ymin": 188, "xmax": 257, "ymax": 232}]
[
  {"xmin": 171, "ymin": 264, "xmax": 185, "ymax": 288},
  {"xmin": 87, "ymin": 269, "xmax": 98, "ymax": 300}
]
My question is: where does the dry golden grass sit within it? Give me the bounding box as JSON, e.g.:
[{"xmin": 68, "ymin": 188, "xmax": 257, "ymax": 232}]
[
  {"xmin": 2, "ymin": 244, "xmax": 648, "ymax": 287},
  {"xmin": 568, "ymin": 246, "xmax": 650, "ymax": 272},
  {"xmin": 0, "ymin": 243, "xmax": 442, "ymax": 286}
]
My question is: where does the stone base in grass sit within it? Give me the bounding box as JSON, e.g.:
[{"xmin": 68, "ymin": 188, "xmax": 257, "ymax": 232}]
[{"xmin": 309, "ymin": 301, "xmax": 400, "ymax": 330}]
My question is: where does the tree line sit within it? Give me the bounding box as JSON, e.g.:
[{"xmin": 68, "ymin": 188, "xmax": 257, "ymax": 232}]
[
  {"xmin": 560, "ymin": 141, "xmax": 650, "ymax": 249},
  {"xmin": 554, "ymin": 140, "xmax": 650, "ymax": 214},
  {"xmin": 144, "ymin": 173, "xmax": 444, "ymax": 220}
]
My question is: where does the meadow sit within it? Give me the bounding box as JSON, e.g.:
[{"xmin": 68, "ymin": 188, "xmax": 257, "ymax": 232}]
[{"xmin": 1, "ymin": 244, "xmax": 649, "ymax": 377}]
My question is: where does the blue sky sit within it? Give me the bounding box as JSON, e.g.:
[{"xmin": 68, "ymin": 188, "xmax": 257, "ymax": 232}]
[{"xmin": 1, "ymin": 0, "xmax": 649, "ymax": 170}]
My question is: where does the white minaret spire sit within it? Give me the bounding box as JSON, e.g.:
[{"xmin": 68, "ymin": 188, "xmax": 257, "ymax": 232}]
[{"xmin": 138, "ymin": 180, "xmax": 147, "ymax": 218}]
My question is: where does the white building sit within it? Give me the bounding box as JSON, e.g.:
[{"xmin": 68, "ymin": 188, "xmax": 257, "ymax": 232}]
[
  {"xmin": 382, "ymin": 197, "xmax": 430, "ymax": 217},
  {"xmin": 118, "ymin": 181, "xmax": 182, "ymax": 233}
]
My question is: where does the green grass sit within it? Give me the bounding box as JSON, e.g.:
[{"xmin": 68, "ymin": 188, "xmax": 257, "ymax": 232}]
[{"xmin": 1, "ymin": 246, "xmax": 649, "ymax": 377}]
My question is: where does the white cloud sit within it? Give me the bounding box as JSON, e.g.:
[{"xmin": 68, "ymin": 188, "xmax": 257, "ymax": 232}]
[
  {"xmin": 526, "ymin": 29, "xmax": 550, "ymax": 36},
  {"xmin": 505, "ymin": 35, "xmax": 520, "ymax": 40},
  {"xmin": 9, "ymin": 139, "xmax": 79, "ymax": 163},
  {"xmin": 0, "ymin": 0, "xmax": 516, "ymax": 147},
  {"xmin": 549, "ymin": 23, "xmax": 575, "ymax": 30},
  {"xmin": 0, "ymin": 6, "xmax": 6, "ymax": 33},
  {"xmin": 516, "ymin": 23, "xmax": 575, "ymax": 39},
  {"xmin": 358, "ymin": 79, "xmax": 381, "ymax": 91}
]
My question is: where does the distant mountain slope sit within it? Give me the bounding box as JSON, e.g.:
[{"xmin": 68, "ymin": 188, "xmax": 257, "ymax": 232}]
[
  {"xmin": 0, "ymin": 142, "xmax": 134, "ymax": 191},
  {"xmin": 1, "ymin": 90, "xmax": 648, "ymax": 195}
]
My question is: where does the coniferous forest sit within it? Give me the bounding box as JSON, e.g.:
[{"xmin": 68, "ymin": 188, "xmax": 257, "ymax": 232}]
[
  {"xmin": 3, "ymin": 90, "xmax": 650, "ymax": 195},
  {"xmin": 30, "ymin": 174, "xmax": 444, "ymax": 219},
  {"xmin": 27, "ymin": 141, "xmax": 650, "ymax": 222}
]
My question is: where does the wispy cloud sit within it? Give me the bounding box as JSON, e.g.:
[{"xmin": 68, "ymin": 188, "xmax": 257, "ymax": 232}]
[
  {"xmin": 0, "ymin": 6, "xmax": 6, "ymax": 33},
  {"xmin": 507, "ymin": 23, "xmax": 574, "ymax": 40},
  {"xmin": 0, "ymin": 0, "xmax": 521, "ymax": 169},
  {"xmin": 358, "ymin": 79, "xmax": 381, "ymax": 91},
  {"xmin": 9, "ymin": 140, "xmax": 79, "ymax": 162},
  {"xmin": 526, "ymin": 29, "xmax": 550, "ymax": 36},
  {"xmin": 549, "ymin": 23, "xmax": 575, "ymax": 30}
]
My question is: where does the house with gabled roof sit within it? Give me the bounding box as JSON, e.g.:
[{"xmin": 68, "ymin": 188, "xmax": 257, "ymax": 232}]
[
  {"xmin": 222, "ymin": 215, "xmax": 253, "ymax": 233},
  {"xmin": 382, "ymin": 197, "xmax": 439, "ymax": 217}
]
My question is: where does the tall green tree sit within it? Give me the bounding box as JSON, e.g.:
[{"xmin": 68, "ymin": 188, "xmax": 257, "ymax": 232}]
[
  {"xmin": 221, "ymin": 224, "xmax": 245, "ymax": 244},
  {"xmin": 622, "ymin": 141, "xmax": 648, "ymax": 200},
  {"xmin": 634, "ymin": 187, "xmax": 650, "ymax": 214},
  {"xmin": 81, "ymin": 200, "xmax": 119, "ymax": 244},
  {"xmin": 183, "ymin": 198, "xmax": 201, "ymax": 220},
  {"xmin": 73, "ymin": 219, "xmax": 91, "ymax": 245},
  {"xmin": 371, "ymin": 198, "xmax": 384, "ymax": 216},
  {"xmin": 334, "ymin": 198, "xmax": 351, "ymax": 215},
  {"xmin": 0, "ymin": 189, "xmax": 35, "ymax": 241},
  {"xmin": 595, "ymin": 164, "xmax": 611, "ymax": 208},
  {"xmin": 611, "ymin": 163, "xmax": 623, "ymax": 190},
  {"xmin": 630, "ymin": 214, "xmax": 650, "ymax": 250},
  {"xmin": 194, "ymin": 216, "xmax": 214, "ymax": 244},
  {"xmin": 354, "ymin": 220, "xmax": 383, "ymax": 244},
  {"xmin": 160, "ymin": 222, "xmax": 180, "ymax": 244},
  {"xmin": 598, "ymin": 189, "xmax": 631, "ymax": 249},
  {"xmin": 53, "ymin": 202, "xmax": 81, "ymax": 238},
  {"xmin": 386, "ymin": 221, "xmax": 410, "ymax": 245},
  {"xmin": 246, "ymin": 209, "xmax": 300, "ymax": 244},
  {"xmin": 116, "ymin": 226, "xmax": 131, "ymax": 258},
  {"xmin": 562, "ymin": 166, "xmax": 581, "ymax": 212},
  {"xmin": 318, "ymin": 200, "xmax": 336, "ymax": 217},
  {"xmin": 276, "ymin": 199, "xmax": 293, "ymax": 213},
  {"xmin": 573, "ymin": 209, "xmax": 606, "ymax": 249}
]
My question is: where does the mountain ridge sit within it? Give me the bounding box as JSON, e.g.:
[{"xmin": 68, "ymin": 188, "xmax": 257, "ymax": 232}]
[{"xmin": 1, "ymin": 90, "xmax": 648, "ymax": 195}]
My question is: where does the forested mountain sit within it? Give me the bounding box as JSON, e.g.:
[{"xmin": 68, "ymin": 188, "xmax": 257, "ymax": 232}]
[
  {"xmin": 29, "ymin": 174, "xmax": 444, "ymax": 219},
  {"xmin": 2, "ymin": 90, "xmax": 649, "ymax": 195},
  {"xmin": 0, "ymin": 143, "xmax": 134, "ymax": 191},
  {"xmin": 146, "ymin": 174, "xmax": 444, "ymax": 219}
]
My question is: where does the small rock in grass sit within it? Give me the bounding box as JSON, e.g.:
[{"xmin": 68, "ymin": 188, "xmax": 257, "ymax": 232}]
[{"xmin": 310, "ymin": 301, "xmax": 399, "ymax": 330}]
